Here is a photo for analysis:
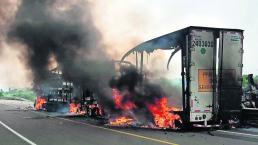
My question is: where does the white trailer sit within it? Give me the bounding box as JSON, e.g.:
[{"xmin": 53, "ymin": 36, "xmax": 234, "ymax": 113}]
[{"xmin": 121, "ymin": 26, "xmax": 244, "ymax": 127}]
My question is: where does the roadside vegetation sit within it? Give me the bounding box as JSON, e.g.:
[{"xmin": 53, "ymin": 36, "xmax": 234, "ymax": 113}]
[
  {"xmin": 242, "ymin": 74, "xmax": 258, "ymax": 88},
  {"xmin": 0, "ymin": 88, "xmax": 36, "ymax": 101}
]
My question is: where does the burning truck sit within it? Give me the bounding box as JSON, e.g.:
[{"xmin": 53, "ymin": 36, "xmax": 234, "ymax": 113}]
[
  {"xmin": 118, "ymin": 26, "xmax": 245, "ymax": 128},
  {"xmin": 34, "ymin": 26, "xmax": 252, "ymax": 130},
  {"xmin": 34, "ymin": 67, "xmax": 104, "ymax": 117}
]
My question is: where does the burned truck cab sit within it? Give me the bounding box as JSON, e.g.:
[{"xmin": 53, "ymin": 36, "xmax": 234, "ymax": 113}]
[
  {"xmin": 121, "ymin": 26, "xmax": 244, "ymax": 127},
  {"xmin": 34, "ymin": 67, "xmax": 104, "ymax": 117}
]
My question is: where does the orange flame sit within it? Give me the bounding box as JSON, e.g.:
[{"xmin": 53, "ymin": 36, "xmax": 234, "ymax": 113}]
[
  {"xmin": 35, "ymin": 96, "xmax": 47, "ymax": 110},
  {"xmin": 147, "ymin": 97, "xmax": 181, "ymax": 128},
  {"xmin": 110, "ymin": 88, "xmax": 181, "ymax": 129},
  {"xmin": 109, "ymin": 116, "xmax": 134, "ymax": 126},
  {"xmin": 69, "ymin": 103, "xmax": 81, "ymax": 113},
  {"xmin": 112, "ymin": 89, "xmax": 136, "ymax": 110}
]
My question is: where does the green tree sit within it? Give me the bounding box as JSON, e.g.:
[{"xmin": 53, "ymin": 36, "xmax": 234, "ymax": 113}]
[
  {"xmin": 242, "ymin": 74, "xmax": 258, "ymax": 88},
  {"xmin": 242, "ymin": 74, "xmax": 248, "ymax": 88}
]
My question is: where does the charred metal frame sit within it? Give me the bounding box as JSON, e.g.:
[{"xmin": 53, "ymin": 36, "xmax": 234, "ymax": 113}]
[{"xmin": 121, "ymin": 26, "xmax": 244, "ymax": 124}]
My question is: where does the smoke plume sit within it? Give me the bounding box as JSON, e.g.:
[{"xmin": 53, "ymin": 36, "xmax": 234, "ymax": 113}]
[
  {"xmin": 4, "ymin": 0, "xmax": 181, "ymax": 114},
  {"xmin": 0, "ymin": 0, "xmax": 31, "ymax": 89},
  {"xmin": 7, "ymin": 0, "xmax": 115, "ymax": 103}
]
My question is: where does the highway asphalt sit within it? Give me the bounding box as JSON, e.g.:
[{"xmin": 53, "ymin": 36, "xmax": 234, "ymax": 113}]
[{"xmin": 0, "ymin": 100, "xmax": 258, "ymax": 145}]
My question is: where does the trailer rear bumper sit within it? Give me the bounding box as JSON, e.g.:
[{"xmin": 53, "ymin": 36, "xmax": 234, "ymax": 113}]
[{"xmin": 193, "ymin": 124, "xmax": 221, "ymax": 128}]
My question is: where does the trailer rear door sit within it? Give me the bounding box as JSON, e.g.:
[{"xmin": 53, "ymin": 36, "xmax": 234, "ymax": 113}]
[
  {"xmin": 189, "ymin": 29, "xmax": 216, "ymax": 122},
  {"xmin": 218, "ymin": 30, "xmax": 243, "ymax": 115}
]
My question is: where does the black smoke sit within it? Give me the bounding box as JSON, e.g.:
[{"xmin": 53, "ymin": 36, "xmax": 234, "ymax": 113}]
[
  {"xmin": 6, "ymin": 0, "xmax": 172, "ymax": 119},
  {"xmin": 7, "ymin": 0, "xmax": 115, "ymax": 105},
  {"xmin": 109, "ymin": 65, "xmax": 166, "ymax": 110}
]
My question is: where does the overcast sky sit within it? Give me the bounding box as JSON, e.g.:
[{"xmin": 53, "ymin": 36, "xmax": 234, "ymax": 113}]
[{"xmin": 93, "ymin": 0, "xmax": 257, "ymax": 74}]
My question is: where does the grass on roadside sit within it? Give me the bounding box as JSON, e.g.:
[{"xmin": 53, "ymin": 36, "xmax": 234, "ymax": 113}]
[{"xmin": 0, "ymin": 89, "xmax": 36, "ymax": 101}]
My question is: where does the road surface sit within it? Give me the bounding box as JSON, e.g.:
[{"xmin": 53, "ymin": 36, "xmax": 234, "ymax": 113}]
[{"xmin": 0, "ymin": 100, "xmax": 258, "ymax": 145}]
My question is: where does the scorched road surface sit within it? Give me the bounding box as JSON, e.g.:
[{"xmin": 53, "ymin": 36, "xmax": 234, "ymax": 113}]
[{"xmin": 0, "ymin": 100, "xmax": 258, "ymax": 145}]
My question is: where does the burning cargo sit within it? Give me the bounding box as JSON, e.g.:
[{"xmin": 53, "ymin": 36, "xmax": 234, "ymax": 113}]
[
  {"xmin": 120, "ymin": 26, "xmax": 244, "ymax": 128},
  {"xmin": 108, "ymin": 62, "xmax": 182, "ymax": 129}
]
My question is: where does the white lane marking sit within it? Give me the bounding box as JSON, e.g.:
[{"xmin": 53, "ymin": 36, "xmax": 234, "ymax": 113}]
[
  {"xmin": 0, "ymin": 121, "xmax": 37, "ymax": 145},
  {"xmin": 217, "ymin": 130, "xmax": 258, "ymax": 138}
]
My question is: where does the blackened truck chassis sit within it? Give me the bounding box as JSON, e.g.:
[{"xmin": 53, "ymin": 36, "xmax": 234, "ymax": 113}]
[
  {"xmin": 35, "ymin": 67, "xmax": 103, "ymax": 117},
  {"xmin": 242, "ymin": 74, "xmax": 258, "ymax": 125},
  {"xmin": 36, "ymin": 88, "xmax": 103, "ymax": 117},
  {"xmin": 121, "ymin": 26, "xmax": 244, "ymax": 127}
]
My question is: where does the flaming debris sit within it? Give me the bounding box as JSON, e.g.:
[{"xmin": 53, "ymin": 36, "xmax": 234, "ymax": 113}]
[
  {"xmin": 109, "ymin": 67, "xmax": 181, "ymax": 129},
  {"xmin": 69, "ymin": 102, "xmax": 87, "ymax": 115},
  {"xmin": 35, "ymin": 96, "xmax": 46, "ymax": 110},
  {"xmin": 109, "ymin": 89, "xmax": 181, "ymax": 129},
  {"xmin": 147, "ymin": 97, "xmax": 181, "ymax": 128},
  {"xmin": 69, "ymin": 102, "xmax": 81, "ymax": 114},
  {"xmin": 109, "ymin": 116, "xmax": 135, "ymax": 126},
  {"xmin": 112, "ymin": 89, "xmax": 137, "ymax": 110}
]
